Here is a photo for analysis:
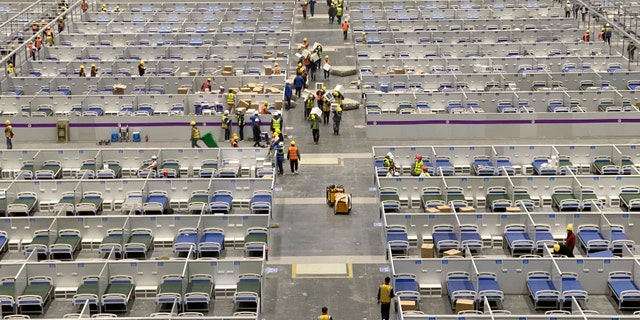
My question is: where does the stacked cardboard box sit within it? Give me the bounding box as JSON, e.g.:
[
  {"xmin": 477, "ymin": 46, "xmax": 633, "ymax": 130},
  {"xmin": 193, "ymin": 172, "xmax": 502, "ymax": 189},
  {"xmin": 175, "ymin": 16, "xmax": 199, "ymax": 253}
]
[
  {"xmin": 443, "ymin": 249, "xmax": 463, "ymax": 257},
  {"xmin": 113, "ymin": 84, "xmax": 126, "ymax": 95},
  {"xmin": 264, "ymin": 66, "xmax": 272, "ymax": 75},
  {"xmin": 275, "ymin": 100, "xmax": 283, "ymax": 110},
  {"xmin": 400, "ymin": 301, "xmax": 416, "ymax": 311},
  {"xmin": 238, "ymin": 99, "xmax": 252, "ymax": 109},
  {"xmin": 421, "ymin": 243, "xmax": 434, "ymax": 258},
  {"xmin": 455, "ymin": 299, "xmax": 474, "ymax": 314}
]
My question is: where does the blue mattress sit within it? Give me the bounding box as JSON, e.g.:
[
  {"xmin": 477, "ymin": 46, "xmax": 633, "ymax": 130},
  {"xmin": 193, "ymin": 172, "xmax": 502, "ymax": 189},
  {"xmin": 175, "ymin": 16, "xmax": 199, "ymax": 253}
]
[
  {"xmin": 589, "ymin": 249, "xmax": 614, "ymax": 257},
  {"xmin": 460, "ymin": 232, "xmax": 481, "ymax": 243},
  {"xmin": 533, "ymin": 160, "xmax": 553, "ymax": 174},
  {"xmin": 147, "ymin": 195, "xmax": 168, "ymax": 207},
  {"xmin": 447, "ymin": 280, "xmax": 475, "ymax": 298},
  {"xmin": 478, "ymin": 278, "xmax": 500, "ymax": 292},
  {"xmin": 387, "ymin": 232, "xmax": 408, "ymax": 242},
  {"xmin": 611, "ymin": 230, "xmax": 628, "ymax": 242},
  {"xmin": 176, "ymin": 233, "xmax": 197, "ymax": 245},
  {"xmin": 0, "ymin": 234, "xmax": 7, "ymax": 250},
  {"xmin": 609, "ymin": 280, "xmax": 640, "ymax": 297},
  {"xmin": 527, "ymin": 280, "xmax": 556, "ymax": 295},
  {"xmin": 252, "ymin": 194, "xmax": 272, "ymax": 204},
  {"xmin": 578, "ymin": 229, "xmax": 603, "ymax": 244},
  {"xmin": 395, "ymin": 278, "xmax": 419, "ymax": 293},
  {"xmin": 562, "ymin": 278, "xmax": 584, "ymax": 292},
  {"xmin": 200, "ymin": 233, "xmax": 224, "ymax": 246},
  {"xmin": 535, "ymin": 230, "xmax": 554, "ymax": 243},
  {"xmin": 211, "ymin": 194, "xmax": 233, "ymax": 205},
  {"xmin": 505, "ymin": 231, "xmax": 530, "ymax": 245},
  {"xmin": 433, "ymin": 232, "xmax": 456, "ymax": 244}
]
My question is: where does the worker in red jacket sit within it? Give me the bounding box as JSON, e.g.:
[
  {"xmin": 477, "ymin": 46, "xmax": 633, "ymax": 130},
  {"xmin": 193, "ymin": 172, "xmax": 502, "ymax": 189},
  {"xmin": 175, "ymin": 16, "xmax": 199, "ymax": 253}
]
[{"xmin": 565, "ymin": 224, "xmax": 576, "ymax": 252}]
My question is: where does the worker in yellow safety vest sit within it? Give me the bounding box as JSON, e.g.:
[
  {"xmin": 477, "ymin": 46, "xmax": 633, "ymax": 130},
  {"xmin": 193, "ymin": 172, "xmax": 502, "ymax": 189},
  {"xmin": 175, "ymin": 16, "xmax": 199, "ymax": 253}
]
[
  {"xmin": 377, "ymin": 276, "xmax": 395, "ymax": 320},
  {"xmin": 270, "ymin": 111, "xmax": 282, "ymax": 134},
  {"xmin": 317, "ymin": 306, "xmax": 333, "ymax": 320},
  {"xmin": 225, "ymin": 89, "xmax": 235, "ymax": 111},
  {"xmin": 411, "ymin": 154, "xmax": 424, "ymax": 176},
  {"xmin": 190, "ymin": 121, "xmax": 201, "ymax": 148}
]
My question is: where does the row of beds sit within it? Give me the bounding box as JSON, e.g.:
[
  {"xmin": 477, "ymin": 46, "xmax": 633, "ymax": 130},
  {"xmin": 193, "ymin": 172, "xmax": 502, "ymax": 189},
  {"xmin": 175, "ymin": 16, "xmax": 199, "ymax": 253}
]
[
  {"xmin": 386, "ymin": 224, "xmax": 483, "ymax": 258},
  {"xmin": 16, "ymin": 226, "xmax": 268, "ymax": 262},
  {"xmin": 0, "ymin": 273, "xmax": 262, "ymax": 316},
  {"xmin": 14, "ymin": 103, "xmax": 185, "ymax": 117}
]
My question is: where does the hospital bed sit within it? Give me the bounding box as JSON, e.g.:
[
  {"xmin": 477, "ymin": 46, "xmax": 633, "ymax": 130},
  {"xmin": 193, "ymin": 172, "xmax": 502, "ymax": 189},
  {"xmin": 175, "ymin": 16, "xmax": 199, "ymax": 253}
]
[
  {"xmin": 199, "ymin": 227, "xmax": 225, "ymax": 258},
  {"xmin": 76, "ymin": 160, "xmax": 97, "ymax": 179},
  {"xmin": 477, "ymin": 272, "xmax": 504, "ymax": 309},
  {"xmin": 607, "ymin": 271, "xmax": 640, "ymax": 310},
  {"xmin": 50, "ymin": 229, "xmax": 82, "ymax": 260},
  {"xmin": 0, "ymin": 277, "xmax": 16, "ymax": 314},
  {"xmin": 446, "ymin": 272, "xmax": 476, "ymax": 310},
  {"xmin": 17, "ymin": 276, "xmax": 54, "ymax": 315},
  {"xmin": 578, "ymin": 187, "xmax": 603, "ymax": 211},
  {"xmin": 250, "ymin": 190, "xmax": 272, "ymax": 215},
  {"xmin": 244, "ymin": 227, "xmax": 268, "ymax": 258},
  {"xmin": 24, "ymin": 230, "xmax": 50, "ymax": 261},
  {"xmin": 576, "ymin": 224, "xmax": 611, "ymax": 254},
  {"xmin": 0, "ymin": 230, "xmax": 7, "ymax": 258},
  {"xmin": 137, "ymin": 160, "xmax": 158, "ymax": 178},
  {"xmin": 121, "ymin": 191, "xmax": 143, "ymax": 214},
  {"xmin": 445, "ymin": 187, "xmax": 468, "ymax": 209},
  {"xmin": 198, "ymin": 159, "xmax": 217, "ymax": 178},
  {"xmin": 532, "ymin": 156, "xmax": 557, "ymax": 175},
  {"xmin": 561, "ymin": 273, "xmax": 588, "ymax": 308},
  {"xmin": 97, "ymin": 160, "xmax": 123, "ymax": 179},
  {"xmin": 557, "ymin": 156, "xmax": 578, "ymax": 175},
  {"xmin": 210, "ymin": 190, "xmax": 233, "ymax": 214},
  {"xmin": 432, "ymin": 224, "xmax": 460, "ymax": 257},
  {"xmin": 54, "ymin": 191, "xmax": 77, "ymax": 216},
  {"xmin": 73, "ymin": 276, "xmax": 101, "ymax": 313},
  {"xmin": 627, "ymin": 80, "xmax": 640, "ymax": 90},
  {"xmin": 532, "ymin": 224, "xmax": 555, "ymax": 254},
  {"xmin": 497, "ymin": 100, "xmax": 517, "ymax": 113},
  {"xmin": 434, "ymin": 156, "xmax": 455, "ymax": 175},
  {"xmin": 184, "ymin": 274, "xmax": 214, "ymax": 312},
  {"xmin": 394, "ymin": 274, "xmax": 420, "ymax": 310},
  {"xmin": 100, "ymin": 229, "xmax": 128, "ymax": 259},
  {"xmin": 472, "ymin": 155, "xmax": 497, "ymax": 176},
  {"xmin": 610, "ymin": 225, "xmax": 635, "ymax": 256},
  {"xmin": 83, "ymin": 105, "xmax": 104, "ymax": 117},
  {"xmin": 174, "ymin": 228, "xmax": 198, "ymax": 257},
  {"xmin": 17, "ymin": 161, "xmax": 34, "ymax": 179},
  {"xmin": 101, "ymin": 275, "xmax": 135, "ymax": 313},
  {"xmin": 621, "ymin": 156, "xmax": 637, "ymax": 175},
  {"xmin": 234, "ymin": 274, "xmax": 261, "ymax": 313},
  {"xmin": 495, "ymin": 156, "xmax": 516, "ymax": 175},
  {"xmin": 379, "ymin": 187, "xmax": 401, "ymax": 212},
  {"xmin": 386, "ymin": 225, "xmax": 410, "ymax": 257},
  {"xmin": 526, "ymin": 271, "xmax": 560, "ymax": 310},
  {"xmin": 188, "ymin": 190, "xmax": 209, "ymax": 214},
  {"xmin": 593, "ymin": 155, "xmax": 621, "ymax": 175},
  {"xmin": 75, "ymin": 191, "xmax": 104, "ymax": 215},
  {"xmin": 619, "ymin": 186, "xmax": 640, "ymax": 211},
  {"xmin": 143, "ymin": 190, "xmax": 170, "ymax": 215},
  {"xmin": 160, "ymin": 159, "xmax": 181, "ymax": 178},
  {"xmin": 460, "ymin": 224, "xmax": 483, "ymax": 254},
  {"xmin": 7, "ymin": 191, "xmax": 38, "ymax": 216},
  {"xmin": 485, "ymin": 186, "xmax": 513, "ymax": 212},
  {"xmin": 420, "ymin": 187, "xmax": 445, "ymax": 209},
  {"xmin": 0, "ymin": 190, "xmax": 7, "ymax": 217},
  {"xmin": 156, "ymin": 274, "xmax": 183, "ymax": 312},
  {"xmin": 35, "ymin": 160, "xmax": 63, "ymax": 179},
  {"xmin": 124, "ymin": 228, "xmax": 154, "ymax": 259},
  {"xmin": 552, "ymin": 186, "xmax": 580, "ymax": 212},
  {"xmin": 216, "ymin": 159, "xmax": 241, "ymax": 178},
  {"xmin": 504, "ymin": 224, "xmax": 534, "ymax": 256}
]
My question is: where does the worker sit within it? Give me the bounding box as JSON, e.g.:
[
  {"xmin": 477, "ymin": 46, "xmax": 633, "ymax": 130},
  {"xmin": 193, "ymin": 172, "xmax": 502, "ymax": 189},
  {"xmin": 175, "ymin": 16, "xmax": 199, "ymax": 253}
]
[
  {"xmin": 583, "ymin": 29, "xmax": 590, "ymax": 42},
  {"xmin": 230, "ymin": 134, "xmax": 239, "ymax": 148},
  {"xmin": 419, "ymin": 166, "xmax": 431, "ymax": 177},
  {"xmin": 218, "ymin": 86, "xmax": 225, "ymax": 94},
  {"xmin": 603, "ymin": 23, "xmax": 613, "ymax": 45},
  {"xmin": 362, "ymin": 31, "xmax": 367, "ymax": 44},
  {"xmin": 318, "ymin": 306, "xmax": 333, "ymax": 320},
  {"xmin": 287, "ymin": 140, "xmax": 300, "ymax": 175},
  {"xmin": 565, "ymin": 224, "xmax": 576, "ymax": 252},
  {"xmin": 304, "ymin": 92, "xmax": 314, "ymax": 119},
  {"xmin": 411, "ymin": 154, "xmax": 424, "ymax": 176},
  {"xmin": 316, "ymin": 86, "xmax": 326, "ymax": 108},
  {"xmin": 328, "ymin": 2, "xmax": 336, "ymax": 24},
  {"xmin": 296, "ymin": 62, "xmax": 304, "ymax": 75},
  {"xmin": 302, "ymin": 37, "xmax": 309, "ymax": 49},
  {"xmin": 273, "ymin": 62, "xmax": 281, "ymax": 75},
  {"xmin": 138, "ymin": 61, "xmax": 145, "ymax": 76},
  {"xmin": 35, "ymin": 35, "xmax": 42, "ymax": 52},
  {"xmin": 342, "ymin": 19, "xmax": 349, "ymax": 40},
  {"xmin": 284, "ymin": 81, "xmax": 293, "ymax": 110},
  {"xmin": 332, "ymin": 106, "xmax": 342, "ymax": 135},
  {"xmin": 31, "ymin": 20, "xmax": 40, "ymax": 34},
  {"xmin": 58, "ymin": 18, "xmax": 65, "ymax": 33},
  {"xmin": 236, "ymin": 110, "xmax": 245, "ymax": 141},
  {"xmin": 564, "ymin": 0, "xmax": 572, "ymax": 18},
  {"xmin": 300, "ymin": 1, "xmax": 308, "ymax": 19},
  {"xmin": 4, "ymin": 120, "xmax": 13, "ymax": 149},
  {"xmin": 90, "ymin": 64, "xmax": 98, "ymax": 77},
  {"xmin": 336, "ymin": 2, "xmax": 343, "ymax": 24},
  {"xmin": 101, "ymin": 4, "xmax": 107, "ymax": 12},
  {"xmin": 553, "ymin": 243, "xmax": 575, "ymax": 257},
  {"xmin": 251, "ymin": 110, "xmax": 263, "ymax": 147},
  {"xmin": 270, "ymin": 111, "xmax": 282, "ymax": 134},
  {"xmin": 113, "ymin": 5, "xmax": 120, "ymax": 12},
  {"xmin": 309, "ymin": 0, "xmax": 316, "ymax": 16},
  {"xmin": 143, "ymin": 155, "xmax": 159, "ymax": 174},
  {"xmin": 190, "ymin": 121, "xmax": 201, "ymax": 148},
  {"xmin": 260, "ymin": 101, "xmax": 269, "ymax": 115},
  {"xmin": 79, "ymin": 65, "xmax": 86, "ymax": 77},
  {"xmin": 225, "ymin": 89, "xmax": 235, "ymax": 111},
  {"xmin": 44, "ymin": 27, "xmax": 54, "ymax": 46},
  {"xmin": 321, "ymin": 97, "xmax": 330, "ymax": 125},
  {"xmin": 293, "ymin": 73, "xmax": 305, "ymax": 98},
  {"xmin": 323, "ymin": 55, "xmax": 330, "ymax": 80},
  {"xmin": 6, "ymin": 62, "xmax": 15, "ymax": 77},
  {"xmin": 201, "ymin": 78, "xmax": 212, "ymax": 92},
  {"xmin": 27, "ymin": 41, "xmax": 36, "ymax": 61},
  {"xmin": 310, "ymin": 114, "xmax": 319, "ymax": 144},
  {"xmin": 383, "ymin": 152, "xmax": 396, "ymax": 169},
  {"xmin": 628, "ymin": 41, "xmax": 637, "ymax": 61},
  {"xmin": 273, "ymin": 127, "xmax": 284, "ymax": 143},
  {"xmin": 81, "ymin": 0, "xmax": 88, "ymax": 12},
  {"xmin": 275, "ymin": 141, "xmax": 285, "ymax": 176},
  {"xmin": 333, "ymin": 90, "xmax": 344, "ymax": 106},
  {"xmin": 377, "ymin": 277, "xmax": 395, "ymax": 320},
  {"xmin": 221, "ymin": 110, "xmax": 231, "ymax": 141}
]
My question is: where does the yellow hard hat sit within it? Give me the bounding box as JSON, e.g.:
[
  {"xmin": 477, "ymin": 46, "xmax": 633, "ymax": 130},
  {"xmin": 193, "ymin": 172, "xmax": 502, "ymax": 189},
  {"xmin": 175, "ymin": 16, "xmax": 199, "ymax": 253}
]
[
  {"xmin": 566, "ymin": 224, "xmax": 573, "ymax": 231},
  {"xmin": 336, "ymin": 107, "xmax": 342, "ymax": 112},
  {"xmin": 362, "ymin": 31, "xmax": 366, "ymax": 35},
  {"xmin": 274, "ymin": 62, "xmax": 278, "ymax": 67},
  {"xmin": 303, "ymin": 38, "xmax": 307, "ymax": 41},
  {"xmin": 553, "ymin": 243, "xmax": 560, "ymax": 252},
  {"xmin": 585, "ymin": 29, "xmax": 590, "ymax": 33},
  {"xmin": 207, "ymin": 78, "xmax": 211, "ymax": 81},
  {"xmin": 325, "ymin": 55, "xmax": 329, "ymax": 58},
  {"xmin": 322, "ymin": 97, "xmax": 327, "ymax": 101},
  {"xmin": 32, "ymin": 20, "xmax": 36, "ymax": 23},
  {"xmin": 310, "ymin": 114, "xmax": 315, "ymax": 119},
  {"xmin": 5, "ymin": 120, "xmax": 10, "ymax": 125},
  {"xmin": 264, "ymin": 101, "xmax": 269, "ymax": 105},
  {"xmin": 91, "ymin": 64, "xmax": 96, "ymax": 67},
  {"xmin": 190, "ymin": 121, "xmax": 196, "ymax": 126},
  {"xmin": 140, "ymin": 61, "xmax": 144, "ymax": 65},
  {"xmin": 42, "ymin": 19, "xmax": 46, "ymax": 23},
  {"xmin": 80, "ymin": 65, "xmax": 84, "ymax": 68},
  {"xmin": 297, "ymin": 45, "xmax": 301, "ymax": 49},
  {"xmin": 290, "ymin": 140, "xmax": 295, "ymax": 145},
  {"xmin": 298, "ymin": 62, "xmax": 302, "ymax": 66},
  {"xmin": 232, "ymin": 133, "xmax": 238, "ymax": 140},
  {"xmin": 102, "ymin": 3, "xmax": 106, "ymax": 6},
  {"xmin": 322, "ymin": 86, "xmax": 326, "ymax": 90}
]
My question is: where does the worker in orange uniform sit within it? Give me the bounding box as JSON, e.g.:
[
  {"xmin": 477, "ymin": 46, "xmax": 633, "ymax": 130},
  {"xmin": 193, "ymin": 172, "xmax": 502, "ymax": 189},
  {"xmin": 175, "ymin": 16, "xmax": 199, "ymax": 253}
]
[
  {"xmin": 79, "ymin": 65, "xmax": 86, "ymax": 77},
  {"xmin": 342, "ymin": 19, "xmax": 349, "ymax": 40},
  {"xmin": 287, "ymin": 140, "xmax": 301, "ymax": 175},
  {"xmin": 35, "ymin": 35, "xmax": 42, "ymax": 53},
  {"xmin": 260, "ymin": 101, "xmax": 269, "ymax": 115},
  {"xmin": 583, "ymin": 29, "xmax": 590, "ymax": 42},
  {"xmin": 81, "ymin": 0, "xmax": 88, "ymax": 12},
  {"xmin": 27, "ymin": 41, "xmax": 36, "ymax": 61},
  {"xmin": 31, "ymin": 20, "xmax": 40, "ymax": 34},
  {"xmin": 44, "ymin": 27, "xmax": 54, "ymax": 46},
  {"xmin": 302, "ymin": 38, "xmax": 309, "ymax": 49},
  {"xmin": 273, "ymin": 62, "xmax": 281, "ymax": 75}
]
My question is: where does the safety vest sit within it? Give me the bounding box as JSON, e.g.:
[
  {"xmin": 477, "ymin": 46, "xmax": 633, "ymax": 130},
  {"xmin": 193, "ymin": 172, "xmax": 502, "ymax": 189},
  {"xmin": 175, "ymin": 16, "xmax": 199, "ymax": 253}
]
[
  {"xmin": 79, "ymin": 69, "xmax": 85, "ymax": 77},
  {"xmin": 191, "ymin": 127, "xmax": 200, "ymax": 139},
  {"xmin": 91, "ymin": 67, "xmax": 97, "ymax": 77},
  {"xmin": 32, "ymin": 24, "xmax": 39, "ymax": 33},
  {"xmin": 226, "ymin": 93, "xmax": 235, "ymax": 105},
  {"xmin": 237, "ymin": 114, "xmax": 245, "ymax": 126},
  {"xmin": 583, "ymin": 33, "xmax": 589, "ymax": 42},
  {"xmin": 306, "ymin": 97, "xmax": 315, "ymax": 109},
  {"xmin": 288, "ymin": 146, "xmax": 298, "ymax": 160},
  {"xmin": 81, "ymin": 1, "xmax": 88, "ymax": 11},
  {"xmin": 322, "ymin": 101, "xmax": 331, "ymax": 112},
  {"xmin": 7, "ymin": 67, "xmax": 14, "ymax": 75},
  {"xmin": 342, "ymin": 21, "xmax": 349, "ymax": 31},
  {"xmin": 271, "ymin": 117, "xmax": 281, "ymax": 130},
  {"xmin": 221, "ymin": 115, "xmax": 229, "ymax": 128},
  {"xmin": 379, "ymin": 284, "xmax": 393, "ymax": 303},
  {"xmin": 318, "ymin": 315, "xmax": 331, "ymax": 320},
  {"xmin": 383, "ymin": 158, "xmax": 394, "ymax": 168},
  {"xmin": 412, "ymin": 160, "xmax": 423, "ymax": 176},
  {"xmin": 336, "ymin": 6, "xmax": 343, "ymax": 16}
]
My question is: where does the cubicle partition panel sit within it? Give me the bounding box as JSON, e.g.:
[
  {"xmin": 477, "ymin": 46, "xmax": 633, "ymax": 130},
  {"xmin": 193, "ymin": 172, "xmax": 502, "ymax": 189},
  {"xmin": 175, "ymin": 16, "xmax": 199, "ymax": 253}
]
[
  {"xmin": 472, "ymin": 258, "xmax": 554, "ymax": 294},
  {"xmin": 155, "ymin": 60, "xmax": 202, "ymax": 77},
  {"xmin": 0, "ymin": 217, "xmax": 55, "ymax": 243},
  {"xmin": 554, "ymin": 258, "xmax": 637, "ymax": 295},
  {"xmin": 3, "ymin": 77, "xmax": 52, "ymax": 96},
  {"xmin": 603, "ymin": 213, "xmax": 640, "ymax": 243},
  {"xmin": 56, "ymin": 216, "xmax": 128, "ymax": 244}
]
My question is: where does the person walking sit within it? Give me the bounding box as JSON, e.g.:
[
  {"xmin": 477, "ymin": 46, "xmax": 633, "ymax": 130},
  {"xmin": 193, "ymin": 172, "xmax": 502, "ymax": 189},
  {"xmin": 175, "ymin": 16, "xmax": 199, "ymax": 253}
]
[
  {"xmin": 322, "ymin": 97, "xmax": 331, "ymax": 125},
  {"xmin": 7, "ymin": 63, "xmax": 16, "ymax": 77},
  {"xmin": 305, "ymin": 93, "xmax": 315, "ymax": 119},
  {"xmin": 323, "ymin": 56, "xmax": 330, "ymax": 80},
  {"xmin": 309, "ymin": 0, "xmax": 316, "ymax": 16},
  {"xmin": 603, "ymin": 23, "xmax": 612, "ymax": 46},
  {"xmin": 284, "ymin": 81, "xmax": 293, "ymax": 110},
  {"xmin": 4, "ymin": 120, "xmax": 13, "ymax": 150},
  {"xmin": 287, "ymin": 140, "xmax": 301, "ymax": 174},
  {"xmin": 221, "ymin": 110, "xmax": 231, "ymax": 141},
  {"xmin": 317, "ymin": 306, "xmax": 333, "ymax": 320},
  {"xmin": 377, "ymin": 276, "xmax": 395, "ymax": 320},
  {"xmin": 336, "ymin": 3, "xmax": 343, "ymax": 24},
  {"xmin": 79, "ymin": 65, "xmax": 86, "ymax": 77},
  {"xmin": 328, "ymin": 2, "xmax": 336, "ymax": 24},
  {"xmin": 564, "ymin": 1, "xmax": 572, "ymax": 18},
  {"xmin": 342, "ymin": 19, "xmax": 349, "ymax": 41},
  {"xmin": 301, "ymin": 1, "xmax": 308, "ymax": 20},
  {"xmin": 81, "ymin": 0, "xmax": 88, "ymax": 12},
  {"xmin": 275, "ymin": 141, "xmax": 285, "ymax": 176},
  {"xmin": 138, "ymin": 60, "xmax": 145, "ymax": 76},
  {"xmin": 582, "ymin": 29, "xmax": 589, "ymax": 42},
  {"xmin": 310, "ymin": 114, "xmax": 320, "ymax": 144},
  {"xmin": 628, "ymin": 41, "xmax": 637, "ymax": 61},
  {"xmin": 332, "ymin": 106, "xmax": 342, "ymax": 135},
  {"xmin": 190, "ymin": 121, "xmax": 202, "ymax": 148},
  {"xmin": 236, "ymin": 110, "xmax": 245, "ymax": 141},
  {"xmin": 293, "ymin": 73, "xmax": 305, "ymax": 98},
  {"xmin": 251, "ymin": 111, "xmax": 263, "ymax": 147}
]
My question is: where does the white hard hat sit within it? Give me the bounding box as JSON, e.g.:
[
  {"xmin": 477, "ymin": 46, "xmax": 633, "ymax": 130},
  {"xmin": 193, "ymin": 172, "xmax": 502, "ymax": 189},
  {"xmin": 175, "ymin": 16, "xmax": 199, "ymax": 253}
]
[
  {"xmin": 279, "ymin": 142, "xmax": 284, "ymax": 147},
  {"xmin": 151, "ymin": 155, "xmax": 157, "ymax": 160},
  {"xmin": 254, "ymin": 110, "xmax": 259, "ymax": 115},
  {"xmin": 224, "ymin": 110, "xmax": 229, "ymax": 114},
  {"xmin": 386, "ymin": 152, "xmax": 393, "ymax": 158}
]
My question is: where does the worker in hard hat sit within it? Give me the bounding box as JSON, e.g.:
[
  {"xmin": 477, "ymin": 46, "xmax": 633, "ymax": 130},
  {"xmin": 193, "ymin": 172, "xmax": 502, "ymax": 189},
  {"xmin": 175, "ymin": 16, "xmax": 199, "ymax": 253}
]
[
  {"xmin": 90, "ymin": 64, "xmax": 98, "ymax": 77},
  {"xmin": 236, "ymin": 109, "xmax": 245, "ymax": 141},
  {"xmin": 304, "ymin": 92, "xmax": 315, "ymax": 119},
  {"xmin": 583, "ymin": 29, "xmax": 590, "ymax": 42},
  {"xmin": 201, "ymin": 78, "xmax": 212, "ymax": 92},
  {"xmin": 4, "ymin": 120, "xmax": 13, "ymax": 149},
  {"xmin": 328, "ymin": 1, "xmax": 336, "ymax": 24},
  {"xmin": 44, "ymin": 27, "xmax": 54, "ymax": 46},
  {"xmin": 362, "ymin": 31, "xmax": 367, "ymax": 44},
  {"xmin": 316, "ymin": 86, "xmax": 326, "ymax": 108},
  {"xmin": 419, "ymin": 166, "xmax": 431, "ymax": 177},
  {"xmin": 287, "ymin": 140, "xmax": 301, "ymax": 175},
  {"xmin": 190, "ymin": 121, "xmax": 201, "ymax": 148},
  {"xmin": 230, "ymin": 133, "xmax": 239, "ymax": 148},
  {"xmin": 310, "ymin": 113, "xmax": 319, "ymax": 144},
  {"xmin": 143, "ymin": 155, "xmax": 159, "ymax": 174},
  {"xmin": 221, "ymin": 110, "xmax": 231, "ymax": 141},
  {"xmin": 270, "ymin": 111, "xmax": 282, "ymax": 135},
  {"xmin": 383, "ymin": 152, "xmax": 395, "ymax": 169},
  {"xmin": 302, "ymin": 37, "xmax": 309, "ymax": 49},
  {"xmin": 565, "ymin": 224, "xmax": 575, "ymax": 253},
  {"xmin": 332, "ymin": 106, "xmax": 342, "ymax": 135},
  {"xmin": 284, "ymin": 81, "xmax": 293, "ymax": 111},
  {"xmin": 31, "ymin": 20, "xmax": 40, "ymax": 34},
  {"xmin": 260, "ymin": 101, "xmax": 269, "ymax": 115},
  {"xmin": 79, "ymin": 65, "xmax": 86, "ymax": 77},
  {"xmin": 552, "ymin": 243, "xmax": 574, "ymax": 257},
  {"xmin": 251, "ymin": 110, "xmax": 263, "ymax": 147},
  {"xmin": 101, "ymin": 4, "xmax": 107, "ymax": 12},
  {"xmin": 300, "ymin": 1, "xmax": 308, "ymax": 19},
  {"xmin": 411, "ymin": 154, "xmax": 424, "ymax": 176},
  {"xmin": 113, "ymin": 5, "xmax": 120, "ymax": 12},
  {"xmin": 321, "ymin": 97, "xmax": 331, "ymax": 125},
  {"xmin": 275, "ymin": 141, "xmax": 285, "ymax": 175},
  {"xmin": 138, "ymin": 61, "xmax": 145, "ymax": 76},
  {"xmin": 225, "ymin": 89, "xmax": 235, "ymax": 112},
  {"xmin": 273, "ymin": 62, "xmax": 281, "ymax": 75},
  {"xmin": 7, "ymin": 62, "xmax": 16, "ymax": 77},
  {"xmin": 322, "ymin": 55, "xmax": 330, "ymax": 80}
]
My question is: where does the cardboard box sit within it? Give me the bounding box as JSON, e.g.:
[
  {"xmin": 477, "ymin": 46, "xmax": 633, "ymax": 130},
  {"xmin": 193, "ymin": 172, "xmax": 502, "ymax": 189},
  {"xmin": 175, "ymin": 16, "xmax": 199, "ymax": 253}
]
[
  {"xmin": 113, "ymin": 84, "xmax": 126, "ymax": 95},
  {"xmin": 275, "ymin": 100, "xmax": 283, "ymax": 110},
  {"xmin": 421, "ymin": 243, "xmax": 434, "ymax": 258},
  {"xmin": 264, "ymin": 66, "xmax": 272, "ymax": 75},
  {"xmin": 266, "ymin": 87, "xmax": 280, "ymax": 94},
  {"xmin": 506, "ymin": 206, "xmax": 521, "ymax": 212},
  {"xmin": 400, "ymin": 300, "xmax": 416, "ymax": 311},
  {"xmin": 177, "ymin": 88, "xmax": 189, "ymax": 94},
  {"xmin": 455, "ymin": 299, "xmax": 475, "ymax": 314},
  {"xmin": 459, "ymin": 206, "xmax": 476, "ymax": 213},
  {"xmin": 277, "ymin": 52, "xmax": 285, "ymax": 58},
  {"xmin": 436, "ymin": 205, "xmax": 451, "ymax": 213},
  {"xmin": 189, "ymin": 70, "xmax": 198, "ymax": 76},
  {"xmin": 223, "ymin": 65, "xmax": 233, "ymax": 72},
  {"xmin": 238, "ymin": 99, "xmax": 252, "ymax": 109},
  {"xmin": 247, "ymin": 83, "xmax": 257, "ymax": 89},
  {"xmin": 443, "ymin": 249, "xmax": 463, "ymax": 257},
  {"xmin": 252, "ymin": 87, "xmax": 263, "ymax": 93},
  {"xmin": 239, "ymin": 87, "xmax": 252, "ymax": 93},
  {"xmin": 250, "ymin": 102, "xmax": 259, "ymax": 110},
  {"xmin": 262, "ymin": 174, "xmax": 273, "ymax": 179},
  {"xmin": 221, "ymin": 71, "xmax": 233, "ymax": 76},
  {"xmin": 263, "ymin": 53, "xmax": 273, "ymax": 59},
  {"xmin": 425, "ymin": 208, "xmax": 440, "ymax": 213}
]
